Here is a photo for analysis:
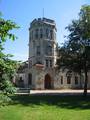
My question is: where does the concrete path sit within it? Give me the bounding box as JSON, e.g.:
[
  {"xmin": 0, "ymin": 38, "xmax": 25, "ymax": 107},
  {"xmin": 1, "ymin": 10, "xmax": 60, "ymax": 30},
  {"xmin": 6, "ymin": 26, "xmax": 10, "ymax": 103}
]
[
  {"xmin": 30, "ymin": 89, "xmax": 90, "ymax": 95},
  {"xmin": 16, "ymin": 89, "xmax": 90, "ymax": 95}
]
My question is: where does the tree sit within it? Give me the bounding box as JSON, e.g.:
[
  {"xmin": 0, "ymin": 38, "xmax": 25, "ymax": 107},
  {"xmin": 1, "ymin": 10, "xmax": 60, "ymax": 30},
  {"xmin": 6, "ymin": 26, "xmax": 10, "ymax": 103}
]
[
  {"xmin": 57, "ymin": 5, "xmax": 90, "ymax": 96},
  {"xmin": 0, "ymin": 14, "xmax": 19, "ymax": 94}
]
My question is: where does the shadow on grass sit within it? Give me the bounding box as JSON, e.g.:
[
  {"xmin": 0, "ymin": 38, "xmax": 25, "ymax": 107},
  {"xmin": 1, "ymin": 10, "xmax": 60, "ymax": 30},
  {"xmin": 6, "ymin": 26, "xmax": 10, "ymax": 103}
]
[{"xmin": 10, "ymin": 94, "xmax": 90, "ymax": 110}]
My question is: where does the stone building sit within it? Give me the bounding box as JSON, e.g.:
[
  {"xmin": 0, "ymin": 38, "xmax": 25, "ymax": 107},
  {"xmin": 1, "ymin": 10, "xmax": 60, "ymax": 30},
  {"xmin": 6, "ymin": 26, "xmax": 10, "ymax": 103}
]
[{"xmin": 16, "ymin": 18, "xmax": 90, "ymax": 89}]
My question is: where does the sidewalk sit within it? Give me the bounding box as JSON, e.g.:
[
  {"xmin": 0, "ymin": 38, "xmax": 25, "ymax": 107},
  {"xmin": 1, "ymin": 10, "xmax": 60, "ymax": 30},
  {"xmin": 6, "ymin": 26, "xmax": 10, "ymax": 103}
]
[
  {"xmin": 16, "ymin": 89, "xmax": 90, "ymax": 95},
  {"xmin": 30, "ymin": 89, "xmax": 90, "ymax": 95}
]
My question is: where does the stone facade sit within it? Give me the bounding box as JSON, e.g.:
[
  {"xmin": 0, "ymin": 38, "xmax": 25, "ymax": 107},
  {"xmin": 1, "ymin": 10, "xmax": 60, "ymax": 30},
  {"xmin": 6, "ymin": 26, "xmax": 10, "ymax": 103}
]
[{"xmin": 16, "ymin": 18, "xmax": 90, "ymax": 89}]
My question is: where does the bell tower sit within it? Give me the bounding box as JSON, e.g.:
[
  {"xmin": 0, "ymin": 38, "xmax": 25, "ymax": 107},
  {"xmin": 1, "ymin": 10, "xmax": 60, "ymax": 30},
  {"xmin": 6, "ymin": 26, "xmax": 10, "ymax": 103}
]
[{"xmin": 28, "ymin": 18, "xmax": 57, "ymax": 69}]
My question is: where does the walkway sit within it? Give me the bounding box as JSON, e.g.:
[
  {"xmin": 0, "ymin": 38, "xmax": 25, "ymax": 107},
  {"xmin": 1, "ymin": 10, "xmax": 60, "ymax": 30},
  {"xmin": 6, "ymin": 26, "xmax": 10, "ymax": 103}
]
[
  {"xmin": 16, "ymin": 89, "xmax": 90, "ymax": 95},
  {"xmin": 30, "ymin": 89, "xmax": 90, "ymax": 95}
]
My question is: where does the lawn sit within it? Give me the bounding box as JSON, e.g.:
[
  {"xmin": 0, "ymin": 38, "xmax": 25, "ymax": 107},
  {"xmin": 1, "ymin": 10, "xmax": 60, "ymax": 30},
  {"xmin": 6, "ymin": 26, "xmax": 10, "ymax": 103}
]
[{"xmin": 0, "ymin": 94, "xmax": 90, "ymax": 120}]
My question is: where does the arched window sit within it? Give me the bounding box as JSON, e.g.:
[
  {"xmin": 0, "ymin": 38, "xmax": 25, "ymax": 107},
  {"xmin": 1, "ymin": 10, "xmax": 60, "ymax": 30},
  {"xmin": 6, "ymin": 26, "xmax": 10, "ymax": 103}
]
[
  {"xmin": 40, "ymin": 29, "xmax": 43, "ymax": 38},
  {"xmin": 67, "ymin": 76, "xmax": 71, "ymax": 84},
  {"xmin": 44, "ymin": 74, "xmax": 51, "ymax": 89},
  {"xmin": 61, "ymin": 76, "xmax": 63, "ymax": 84},
  {"xmin": 75, "ymin": 76, "xmax": 78, "ymax": 84}
]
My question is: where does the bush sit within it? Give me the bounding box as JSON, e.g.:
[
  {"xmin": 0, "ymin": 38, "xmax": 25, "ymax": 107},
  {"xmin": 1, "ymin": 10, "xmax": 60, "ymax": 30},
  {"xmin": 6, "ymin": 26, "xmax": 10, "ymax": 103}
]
[
  {"xmin": 1, "ymin": 74, "xmax": 16, "ymax": 95},
  {"xmin": 0, "ymin": 93, "xmax": 12, "ymax": 106},
  {"xmin": 3, "ymin": 80, "xmax": 16, "ymax": 95}
]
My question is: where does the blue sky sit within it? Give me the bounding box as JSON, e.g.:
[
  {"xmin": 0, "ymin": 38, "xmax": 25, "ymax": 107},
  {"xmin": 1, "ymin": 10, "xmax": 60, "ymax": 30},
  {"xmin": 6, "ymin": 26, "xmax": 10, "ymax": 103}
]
[{"xmin": 0, "ymin": 0, "xmax": 90, "ymax": 61}]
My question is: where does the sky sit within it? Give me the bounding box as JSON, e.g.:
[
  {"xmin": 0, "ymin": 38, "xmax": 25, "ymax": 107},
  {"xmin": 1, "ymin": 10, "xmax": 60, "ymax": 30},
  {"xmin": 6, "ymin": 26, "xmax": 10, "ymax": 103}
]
[{"xmin": 0, "ymin": 0, "xmax": 90, "ymax": 61}]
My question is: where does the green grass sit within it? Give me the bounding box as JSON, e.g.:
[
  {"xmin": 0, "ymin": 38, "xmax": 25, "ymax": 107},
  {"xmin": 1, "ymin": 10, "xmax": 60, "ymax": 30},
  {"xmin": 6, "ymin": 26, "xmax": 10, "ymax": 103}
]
[{"xmin": 0, "ymin": 95, "xmax": 90, "ymax": 120}]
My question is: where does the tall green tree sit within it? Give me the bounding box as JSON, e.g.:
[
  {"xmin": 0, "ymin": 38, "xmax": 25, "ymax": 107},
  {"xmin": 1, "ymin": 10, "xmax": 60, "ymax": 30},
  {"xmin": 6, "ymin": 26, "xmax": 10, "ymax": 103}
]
[
  {"xmin": 57, "ymin": 5, "xmax": 90, "ymax": 96},
  {"xmin": 0, "ymin": 14, "xmax": 19, "ymax": 94}
]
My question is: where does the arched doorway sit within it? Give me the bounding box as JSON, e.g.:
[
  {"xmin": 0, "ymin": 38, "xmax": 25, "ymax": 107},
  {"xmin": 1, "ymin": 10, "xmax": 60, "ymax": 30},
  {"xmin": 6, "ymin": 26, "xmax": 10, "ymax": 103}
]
[{"xmin": 44, "ymin": 74, "xmax": 51, "ymax": 89}]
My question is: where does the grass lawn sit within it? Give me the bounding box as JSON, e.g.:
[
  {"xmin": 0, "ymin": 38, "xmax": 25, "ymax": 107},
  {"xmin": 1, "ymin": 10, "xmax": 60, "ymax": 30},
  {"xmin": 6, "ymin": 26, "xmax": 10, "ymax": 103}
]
[{"xmin": 0, "ymin": 95, "xmax": 90, "ymax": 120}]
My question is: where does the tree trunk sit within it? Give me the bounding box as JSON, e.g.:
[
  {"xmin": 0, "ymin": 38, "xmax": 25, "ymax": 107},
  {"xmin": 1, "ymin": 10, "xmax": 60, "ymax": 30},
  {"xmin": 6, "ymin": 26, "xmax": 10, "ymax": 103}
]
[
  {"xmin": 83, "ymin": 68, "xmax": 88, "ymax": 97},
  {"xmin": 79, "ymin": 70, "xmax": 82, "ymax": 88},
  {"xmin": 83, "ymin": 52, "xmax": 88, "ymax": 97}
]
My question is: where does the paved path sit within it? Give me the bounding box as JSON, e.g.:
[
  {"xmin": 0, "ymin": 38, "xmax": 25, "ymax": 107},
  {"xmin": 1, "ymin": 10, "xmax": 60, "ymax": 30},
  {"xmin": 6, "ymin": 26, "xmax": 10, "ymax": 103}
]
[
  {"xmin": 16, "ymin": 89, "xmax": 90, "ymax": 95},
  {"xmin": 30, "ymin": 89, "xmax": 90, "ymax": 95}
]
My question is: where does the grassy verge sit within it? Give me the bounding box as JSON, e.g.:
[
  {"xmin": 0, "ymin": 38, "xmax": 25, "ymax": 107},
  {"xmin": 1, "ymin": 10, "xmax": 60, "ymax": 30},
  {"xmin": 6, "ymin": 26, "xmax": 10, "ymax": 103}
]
[{"xmin": 0, "ymin": 95, "xmax": 90, "ymax": 120}]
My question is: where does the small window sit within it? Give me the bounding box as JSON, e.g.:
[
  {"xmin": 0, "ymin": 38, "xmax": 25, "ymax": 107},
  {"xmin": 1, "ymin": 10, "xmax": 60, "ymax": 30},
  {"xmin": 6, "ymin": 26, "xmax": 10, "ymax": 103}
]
[
  {"xmin": 40, "ymin": 29, "xmax": 43, "ymax": 38},
  {"xmin": 46, "ymin": 28, "xmax": 49, "ymax": 38},
  {"xmin": 47, "ymin": 42, "xmax": 52, "ymax": 55},
  {"xmin": 19, "ymin": 77, "xmax": 24, "ymax": 87},
  {"xmin": 50, "ymin": 30, "xmax": 53, "ymax": 39},
  {"xmin": 75, "ymin": 76, "xmax": 78, "ymax": 84},
  {"xmin": 35, "ymin": 29, "xmax": 39, "ymax": 39},
  {"xmin": 50, "ymin": 60, "xmax": 52, "ymax": 67},
  {"xmin": 67, "ymin": 76, "xmax": 71, "ymax": 84},
  {"xmin": 48, "ymin": 46, "xmax": 52, "ymax": 55},
  {"xmin": 61, "ymin": 76, "xmax": 63, "ymax": 84},
  {"xmin": 46, "ymin": 60, "xmax": 48, "ymax": 67},
  {"xmin": 37, "ymin": 46, "xmax": 40, "ymax": 55},
  {"xmin": 20, "ymin": 77, "xmax": 22, "ymax": 81}
]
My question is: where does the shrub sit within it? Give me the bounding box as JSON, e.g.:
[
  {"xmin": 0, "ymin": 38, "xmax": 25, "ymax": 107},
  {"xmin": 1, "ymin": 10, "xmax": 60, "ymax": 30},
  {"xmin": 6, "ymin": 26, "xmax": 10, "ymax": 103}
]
[{"xmin": 0, "ymin": 93, "xmax": 12, "ymax": 106}]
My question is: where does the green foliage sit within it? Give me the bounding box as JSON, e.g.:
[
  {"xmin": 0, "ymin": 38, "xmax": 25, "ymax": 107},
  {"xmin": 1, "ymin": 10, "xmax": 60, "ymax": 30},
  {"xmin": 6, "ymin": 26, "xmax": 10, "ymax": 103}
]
[
  {"xmin": 0, "ymin": 13, "xmax": 19, "ymax": 95},
  {"xmin": 0, "ymin": 17, "xmax": 19, "ymax": 43},
  {"xmin": 1, "ymin": 74, "xmax": 16, "ymax": 95},
  {"xmin": 0, "ymin": 93, "xmax": 12, "ymax": 106},
  {"xmin": 57, "ymin": 5, "xmax": 90, "ymax": 96}
]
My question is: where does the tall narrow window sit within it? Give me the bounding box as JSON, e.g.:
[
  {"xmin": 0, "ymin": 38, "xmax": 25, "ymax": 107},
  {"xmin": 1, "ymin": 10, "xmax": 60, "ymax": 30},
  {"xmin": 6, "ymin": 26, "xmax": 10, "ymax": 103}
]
[
  {"xmin": 37, "ymin": 46, "xmax": 40, "ymax": 55},
  {"xmin": 19, "ymin": 77, "xmax": 24, "ymax": 87},
  {"xmin": 67, "ymin": 76, "xmax": 71, "ymax": 84},
  {"xmin": 46, "ymin": 60, "xmax": 48, "ymax": 67},
  {"xmin": 50, "ymin": 30, "xmax": 53, "ymax": 39},
  {"xmin": 49, "ymin": 46, "xmax": 52, "ymax": 55},
  {"xmin": 46, "ymin": 28, "xmax": 49, "ymax": 38},
  {"xmin": 75, "ymin": 76, "xmax": 78, "ymax": 84},
  {"xmin": 40, "ymin": 29, "xmax": 43, "ymax": 38},
  {"xmin": 20, "ymin": 77, "xmax": 22, "ymax": 81},
  {"xmin": 48, "ymin": 42, "xmax": 52, "ymax": 55},
  {"xmin": 61, "ymin": 76, "xmax": 63, "ymax": 84},
  {"xmin": 35, "ymin": 29, "xmax": 38, "ymax": 39},
  {"xmin": 50, "ymin": 60, "xmax": 52, "ymax": 67}
]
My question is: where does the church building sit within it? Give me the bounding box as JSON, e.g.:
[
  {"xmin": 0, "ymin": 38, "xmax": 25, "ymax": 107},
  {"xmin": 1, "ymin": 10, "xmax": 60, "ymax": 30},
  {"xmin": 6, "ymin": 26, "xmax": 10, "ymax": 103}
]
[{"xmin": 16, "ymin": 18, "xmax": 90, "ymax": 89}]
